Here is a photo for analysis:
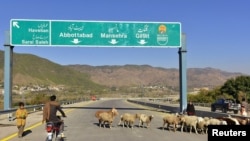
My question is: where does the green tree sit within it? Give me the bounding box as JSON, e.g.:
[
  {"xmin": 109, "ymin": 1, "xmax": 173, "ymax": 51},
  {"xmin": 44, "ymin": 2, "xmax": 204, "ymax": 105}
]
[{"xmin": 220, "ymin": 75, "xmax": 250, "ymax": 101}]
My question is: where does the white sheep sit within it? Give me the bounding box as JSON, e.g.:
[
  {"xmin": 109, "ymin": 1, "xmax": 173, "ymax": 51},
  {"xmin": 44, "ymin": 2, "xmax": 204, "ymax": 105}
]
[
  {"xmin": 118, "ymin": 113, "xmax": 140, "ymax": 129},
  {"xmin": 138, "ymin": 114, "xmax": 154, "ymax": 128},
  {"xmin": 207, "ymin": 117, "xmax": 227, "ymax": 125},
  {"xmin": 162, "ymin": 113, "xmax": 181, "ymax": 132},
  {"xmin": 179, "ymin": 115, "xmax": 199, "ymax": 134},
  {"xmin": 196, "ymin": 116, "xmax": 210, "ymax": 134}
]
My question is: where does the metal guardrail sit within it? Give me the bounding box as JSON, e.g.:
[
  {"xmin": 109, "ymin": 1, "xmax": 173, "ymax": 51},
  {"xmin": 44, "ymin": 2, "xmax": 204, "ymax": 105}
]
[
  {"xmin": 138, "ymin": 98, "xmax": 250, "ymax": 110},
  {"xmin": 0, "ymin": 104, "xmax": 44, "ymax": 121},
  {"xmin": 127, "ymin": 99, "xmax": 250, "ymax": 119},
  {"xmin": 0, "ymin": 100, "xmax": 86, "ymax": 121},
  {"xmin": 0, "ymin": 99, "xmax": 88, "ymax": 114},
  {"xmin": 0, "ymin": 104, "xmax": 44, "ymax": 114}
]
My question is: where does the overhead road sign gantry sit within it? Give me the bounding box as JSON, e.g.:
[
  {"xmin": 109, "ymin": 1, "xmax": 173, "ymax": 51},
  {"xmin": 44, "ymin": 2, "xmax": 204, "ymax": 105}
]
[{"xmin": 10, "ymin": 19, "xmax": 181, "ymax": 48}]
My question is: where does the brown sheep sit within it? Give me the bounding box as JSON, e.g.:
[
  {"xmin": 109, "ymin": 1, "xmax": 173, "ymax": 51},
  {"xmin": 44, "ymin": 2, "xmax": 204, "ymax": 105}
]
[
  {"xmin": 216, "ymin": 116, "xmax": 240, "ymax": 125},
  {"xmin": 232, "ymin": 117, "xmax": 250, "ymax": 125},
  {"xmin": 95, "ymin": 107, "xmax": 119, "ymax": 128},
  {"xmin": 95, "ymin": 107, "xmax": 118, "ymax": 118}
]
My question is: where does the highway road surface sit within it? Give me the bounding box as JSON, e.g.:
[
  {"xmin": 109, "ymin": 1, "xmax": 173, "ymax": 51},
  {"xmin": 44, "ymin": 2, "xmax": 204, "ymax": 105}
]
[{"xmin": 1, "ymin": 99, "xmax": 207, "ymax": 141}]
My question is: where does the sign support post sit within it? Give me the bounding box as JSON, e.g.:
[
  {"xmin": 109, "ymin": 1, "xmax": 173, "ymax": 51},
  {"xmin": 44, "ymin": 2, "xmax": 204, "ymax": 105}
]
[
  {"xmin": 178, "ymin": 33, "xmax": 187, "ymax": 113},
  {"xmin": 3, "ymin": 31, "xmax": 14, "ymax": 112}
]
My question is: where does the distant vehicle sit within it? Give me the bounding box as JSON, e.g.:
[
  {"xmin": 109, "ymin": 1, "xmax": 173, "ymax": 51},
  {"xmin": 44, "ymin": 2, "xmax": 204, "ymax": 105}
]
[
  {"xmin": 211, "ymin": 98, "xmax": 241, "ymax": 114},
  {"xmin": 91, "ymin": 95, "xmax": 96, "ymax": 101}
]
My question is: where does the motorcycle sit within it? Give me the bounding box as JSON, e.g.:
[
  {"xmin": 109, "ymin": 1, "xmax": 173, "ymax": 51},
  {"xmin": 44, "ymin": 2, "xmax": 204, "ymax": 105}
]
[{"xmin": 45, "ymin": 116, "xmax": 64, "ymax": 141}]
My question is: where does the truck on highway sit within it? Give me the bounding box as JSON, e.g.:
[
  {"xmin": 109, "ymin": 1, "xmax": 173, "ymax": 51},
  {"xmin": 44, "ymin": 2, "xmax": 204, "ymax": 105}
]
[{"xmin": 211, "ymin": 98, "xmax": 241, "ymax": 114}]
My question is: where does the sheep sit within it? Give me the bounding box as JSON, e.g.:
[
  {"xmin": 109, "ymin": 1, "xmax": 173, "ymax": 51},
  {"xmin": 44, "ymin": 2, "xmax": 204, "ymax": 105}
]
[
  {"xmin": 226, "ymin": 116, "xmax": 240, "ymax": 125},
  {"xmin": 246, "ymin": 117, "xmax": 250, "ymax": 125},
  {"xmin": 118, "ymin": 113, "xmax": 140, "ymax": 129},
  {"xmin": 162, "ymin": 113, "xmax": 181, "ymax": 132},
  {"xmin": 196, "ymin": 116, "xmax": 210, "ymax": 134},
  {"xmin": 216, "ymin": 116, "xmax": 240, "ymax": 125},
  {"xmin": 95, "ymin": 107, "xmax": 119, "ymax": 128},
  {"xmin": 95, "ymin": 107, "xmax": 117, "ymax": 119},
  {"xmin": 207, "ymin": 117, "xmax": 227, "ymax": 125},
  {"xmin": 232, "ymin": 117, "xmax": 250, "ymax": 125},
  {"xmin": 179, "ymin": 115, "xmax": 199, "ymax": 134},
  {"xmin": 138, "ymin": 114, "xmax": 154, "ymax": 128},
  {"xmin": 98, "ymin": 108, "xmax": 119, "ymax": 128},
  {"xmin": 118, "ymin": 113, "xmax": 128, "ymax": 127}
]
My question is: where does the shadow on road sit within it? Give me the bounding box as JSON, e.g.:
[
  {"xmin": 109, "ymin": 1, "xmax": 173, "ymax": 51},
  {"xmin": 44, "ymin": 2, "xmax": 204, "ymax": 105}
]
[
  {"xmin": 63, "ymin": 106, "xmax": 147, "ymax": 111},
  {"xmin": 23, "ymin": 129, "xmax": 32, "ymax": 137},
  {"xmin": 0, "ymin": 123, "xmax": 16, "ymax": 127}
]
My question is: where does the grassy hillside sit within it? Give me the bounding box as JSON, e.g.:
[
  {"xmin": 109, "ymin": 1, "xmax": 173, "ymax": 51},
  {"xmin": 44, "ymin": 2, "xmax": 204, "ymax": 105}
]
[{"xmin": 0, "ymin": 50, "xmax": 105, "ymax": 90}]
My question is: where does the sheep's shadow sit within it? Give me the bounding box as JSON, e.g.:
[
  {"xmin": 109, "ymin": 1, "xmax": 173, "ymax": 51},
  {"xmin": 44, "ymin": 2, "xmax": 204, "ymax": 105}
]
[
  {"xmin": 93, "ymin": 122, "xmax": 114, "ymax": 128},
  {"xmin": 158, "ymin": 126, "xmax": 178, "ymax": 131},
  {"xmin": 22, "ymin": 129, "xmax": 32, "ymax": 137},
  {"xmin": 159, "ymin": 126, "xmax": 199, "ymax": 134},
  {"xmin": 117, "ymin": 124, "xmax": 137, "ymax": 128}
]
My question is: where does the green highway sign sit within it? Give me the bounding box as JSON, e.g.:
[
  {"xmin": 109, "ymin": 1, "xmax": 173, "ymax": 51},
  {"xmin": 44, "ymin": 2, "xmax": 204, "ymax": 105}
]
[
  {"xmin": 10, "ymin": 20, "xmax": 50, "ymax": 46},
  {"xmin": 11, "ymin": 19, "xmax": 181, "ymax": 48}
]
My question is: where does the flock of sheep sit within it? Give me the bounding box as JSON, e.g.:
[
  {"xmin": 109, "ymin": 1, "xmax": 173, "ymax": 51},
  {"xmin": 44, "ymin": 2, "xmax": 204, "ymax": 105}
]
[
  {"xmin": 94, "ymin": 107, "xmax": 250, "ymax": 134},
  {"xmin": 94, "ymin": 107, "xmax": 154, "ymax": 129},
  {"xmin": 161, "ymin": 113, "xmax": 244, "ymax": 134}
]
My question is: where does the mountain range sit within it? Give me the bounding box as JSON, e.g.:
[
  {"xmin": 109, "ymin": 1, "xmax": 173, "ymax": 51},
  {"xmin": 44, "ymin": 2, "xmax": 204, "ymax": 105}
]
[
  {"xmin": 67, "ymin": 64, "xmax": 244, "ymax": 91},
  {"xmin": 0, "ymin": 50, "xmax": 245, "ymax": 91}
]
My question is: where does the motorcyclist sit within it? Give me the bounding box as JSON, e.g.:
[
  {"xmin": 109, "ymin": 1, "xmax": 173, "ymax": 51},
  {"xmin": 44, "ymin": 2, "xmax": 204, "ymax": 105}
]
[{"xmin": 43, "ymin": 95, "xmax": 66, "ymax": 137}]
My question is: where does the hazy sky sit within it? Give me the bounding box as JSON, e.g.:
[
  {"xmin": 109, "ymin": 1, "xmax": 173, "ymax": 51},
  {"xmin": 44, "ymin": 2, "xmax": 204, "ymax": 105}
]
[{"xmin": 1, "ymin": 0, "xmax": 250, "ymax": 74}]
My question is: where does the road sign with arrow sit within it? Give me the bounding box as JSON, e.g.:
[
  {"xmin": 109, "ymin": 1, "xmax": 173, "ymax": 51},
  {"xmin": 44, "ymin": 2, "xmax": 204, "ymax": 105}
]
[{"xmin": 10, "ymin": 19, "xmax": 181, "ymax": 48}]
